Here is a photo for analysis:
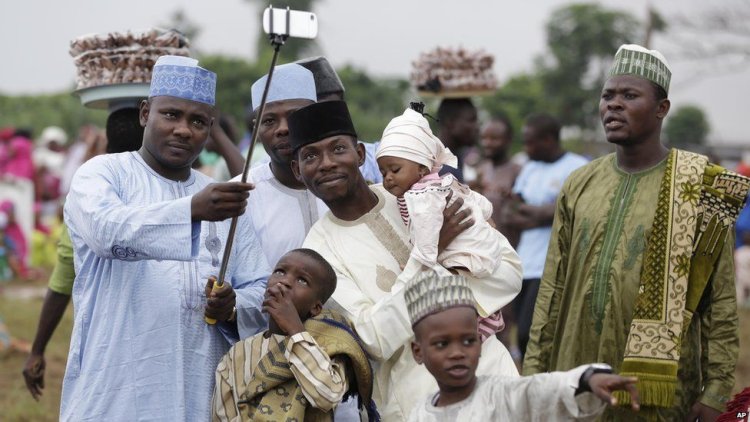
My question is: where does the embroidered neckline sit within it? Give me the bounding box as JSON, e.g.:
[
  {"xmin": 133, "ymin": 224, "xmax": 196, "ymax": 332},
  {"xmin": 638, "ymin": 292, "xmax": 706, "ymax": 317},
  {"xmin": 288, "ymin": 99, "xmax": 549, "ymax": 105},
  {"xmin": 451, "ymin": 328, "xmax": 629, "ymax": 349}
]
[{"xmin": 327, "ymin": 185, "xmax": 387, "ymax": 227}]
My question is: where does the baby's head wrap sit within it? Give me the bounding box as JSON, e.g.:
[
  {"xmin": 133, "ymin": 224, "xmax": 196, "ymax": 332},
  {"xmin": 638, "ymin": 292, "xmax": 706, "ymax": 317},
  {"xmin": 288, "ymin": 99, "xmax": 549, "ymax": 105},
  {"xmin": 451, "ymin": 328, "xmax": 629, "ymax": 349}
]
[{"xmin": 376, "ymin": 107, "xmax": 457, "ymax": 173}]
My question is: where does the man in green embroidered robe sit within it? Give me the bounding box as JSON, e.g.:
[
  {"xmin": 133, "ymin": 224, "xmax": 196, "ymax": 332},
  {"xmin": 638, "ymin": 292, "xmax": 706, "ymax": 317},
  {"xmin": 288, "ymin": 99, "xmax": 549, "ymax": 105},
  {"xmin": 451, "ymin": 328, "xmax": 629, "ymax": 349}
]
[{"xmin": 524, "ymin": 44, "xmax": 750, "ymax": 421}]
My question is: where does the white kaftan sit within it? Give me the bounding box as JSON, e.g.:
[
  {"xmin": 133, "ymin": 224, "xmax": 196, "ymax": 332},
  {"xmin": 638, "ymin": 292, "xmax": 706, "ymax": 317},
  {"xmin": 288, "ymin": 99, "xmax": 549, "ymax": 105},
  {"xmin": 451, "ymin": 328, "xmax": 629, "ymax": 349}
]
[
  {"xmin": 238, "ymin": 163, "xmax": 328, "ymax": 268},
  {"xmin": 408, "ymin": 366, "xmax": 606, "ymax": 422},
  {"xmin": 303, "ymin": 184, "xmax": 522, "ymax": 421},
  {"xmin": 62, "ymin": 151, "xmax": 270, "ymax": 421}
]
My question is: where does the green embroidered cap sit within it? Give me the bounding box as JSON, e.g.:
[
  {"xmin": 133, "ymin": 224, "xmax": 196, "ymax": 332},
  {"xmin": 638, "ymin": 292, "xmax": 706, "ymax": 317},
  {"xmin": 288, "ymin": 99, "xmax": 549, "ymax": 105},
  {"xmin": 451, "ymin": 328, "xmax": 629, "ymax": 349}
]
[
  {"xmin": 608, "ymin": 44, "xmax": 672, "ymax": 94},
  {"xmin": 405, "ymin": 270, "xmax": 477, "ymax": 327}
]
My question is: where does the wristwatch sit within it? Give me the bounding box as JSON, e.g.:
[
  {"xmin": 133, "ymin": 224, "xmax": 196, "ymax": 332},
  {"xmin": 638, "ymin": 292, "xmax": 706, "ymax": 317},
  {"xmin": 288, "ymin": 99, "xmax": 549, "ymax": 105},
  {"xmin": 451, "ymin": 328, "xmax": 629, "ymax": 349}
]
[{"xmin": 575, "ymin": 364, "xmax": 613, "ymax": 395}]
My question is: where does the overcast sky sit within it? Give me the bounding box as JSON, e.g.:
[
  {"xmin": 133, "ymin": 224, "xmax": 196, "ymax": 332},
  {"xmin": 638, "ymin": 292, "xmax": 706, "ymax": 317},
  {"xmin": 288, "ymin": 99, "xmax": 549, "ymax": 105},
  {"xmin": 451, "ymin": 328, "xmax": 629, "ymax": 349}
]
[{"xmin": 2, "ymin": 0, "xmax": 748, "ymax": 144}]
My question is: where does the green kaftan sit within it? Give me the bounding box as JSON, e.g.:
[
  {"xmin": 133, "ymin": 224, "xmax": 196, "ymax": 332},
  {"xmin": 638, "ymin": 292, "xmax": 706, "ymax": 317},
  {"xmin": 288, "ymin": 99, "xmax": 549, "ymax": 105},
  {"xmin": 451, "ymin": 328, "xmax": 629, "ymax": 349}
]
[{"xmin": 524, "ymin": 152, "xmax": 738, "ymax": 421}]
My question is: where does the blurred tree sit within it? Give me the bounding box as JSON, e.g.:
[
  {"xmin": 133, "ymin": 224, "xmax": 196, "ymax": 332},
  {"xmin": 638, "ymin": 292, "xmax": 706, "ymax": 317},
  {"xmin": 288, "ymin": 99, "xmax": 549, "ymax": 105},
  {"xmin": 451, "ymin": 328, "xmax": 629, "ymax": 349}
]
[
  {"xmin": 160, "ymin": 9, "xmax": 201, "ymax": 45},
  {"xmin": 664, "ymin": 1, "xmax": 750, "ymax": 82},
  {"xmin": 336, "ymin": 65, "xmax": 410, "ymax": 141},
  {"xmin": 160, "ymin": 9, "xmax": 202, "ymax": 52},
  {"xmin": 0, "ymin": 92, "xmax": 106, "ymax": 143},
  {"xmin": 481, "ymin": 73, "xmax": 547, "ymax": 145},
  {"xmin": 196, "ymin": 55, "xmax": 269, "ymax": 128},
  {"xmin": 664, "ymin": 105, "xmax": 710, "ymax": 147},
  {"xmin": 539, "ymin": 3, "xmax": 640, "ymax": 131},
  {"xmin": 483, "ymin": 3, "xmax": 640, "ymax": 140},
  {"xmin": 643, "ymin": 6, "xmax": 667, "ymax": 48}
]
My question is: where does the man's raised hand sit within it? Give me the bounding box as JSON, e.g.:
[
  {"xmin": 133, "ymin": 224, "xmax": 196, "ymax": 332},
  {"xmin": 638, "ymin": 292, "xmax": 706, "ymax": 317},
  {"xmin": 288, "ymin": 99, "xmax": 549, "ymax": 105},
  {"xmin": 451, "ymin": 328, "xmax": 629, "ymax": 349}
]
[{"xmin": 191, "ymin": 182, "xmax": 253, "ymax": 222}]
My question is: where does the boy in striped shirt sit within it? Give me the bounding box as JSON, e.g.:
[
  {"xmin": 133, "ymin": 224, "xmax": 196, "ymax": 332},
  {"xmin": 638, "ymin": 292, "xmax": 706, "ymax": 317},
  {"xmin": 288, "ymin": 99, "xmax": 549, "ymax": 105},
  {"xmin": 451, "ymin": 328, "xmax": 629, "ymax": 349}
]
[{"xmin": 212, "ymin": 248, "xmax": 377, "ymax": 422}]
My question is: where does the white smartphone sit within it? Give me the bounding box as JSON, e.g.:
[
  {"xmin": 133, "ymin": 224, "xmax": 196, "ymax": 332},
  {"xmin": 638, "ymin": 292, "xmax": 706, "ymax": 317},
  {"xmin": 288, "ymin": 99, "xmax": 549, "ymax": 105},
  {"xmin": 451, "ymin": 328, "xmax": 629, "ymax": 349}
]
[{"xmin": 262, "ymin": 7, "xmax": 318, "ymax": 39}]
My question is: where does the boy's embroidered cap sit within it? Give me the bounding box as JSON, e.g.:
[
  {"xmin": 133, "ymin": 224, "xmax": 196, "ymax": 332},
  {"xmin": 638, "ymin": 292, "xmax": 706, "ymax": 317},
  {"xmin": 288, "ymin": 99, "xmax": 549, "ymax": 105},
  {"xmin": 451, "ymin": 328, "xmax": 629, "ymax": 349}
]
[
  {"xmin": 149, "ymin": 55, "xmax": 216, "ymax": 106},
  {"xmin": 405, "ymin": 270, "xmax": 477, "ymax": 327},
  {"xmin": 608, "ymin": 44, "xmax": 672, "ymax": 94}
]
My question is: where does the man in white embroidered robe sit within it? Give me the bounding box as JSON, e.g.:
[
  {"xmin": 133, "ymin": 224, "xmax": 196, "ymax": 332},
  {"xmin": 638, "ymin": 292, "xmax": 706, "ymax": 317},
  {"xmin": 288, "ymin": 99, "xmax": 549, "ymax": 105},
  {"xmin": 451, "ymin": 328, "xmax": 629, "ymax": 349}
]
[{"xmin": 290, "ymin": 100, "xmax": 522, "ymax": 420}]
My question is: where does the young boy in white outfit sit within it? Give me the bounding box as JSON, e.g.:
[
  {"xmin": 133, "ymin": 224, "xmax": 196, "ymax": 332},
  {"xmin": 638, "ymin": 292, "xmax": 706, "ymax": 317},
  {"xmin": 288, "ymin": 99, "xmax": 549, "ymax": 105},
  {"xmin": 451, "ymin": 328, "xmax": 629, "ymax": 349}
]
[{"xmin": 405, "ymin": 271, "xmax": 640, "ymax": 421}]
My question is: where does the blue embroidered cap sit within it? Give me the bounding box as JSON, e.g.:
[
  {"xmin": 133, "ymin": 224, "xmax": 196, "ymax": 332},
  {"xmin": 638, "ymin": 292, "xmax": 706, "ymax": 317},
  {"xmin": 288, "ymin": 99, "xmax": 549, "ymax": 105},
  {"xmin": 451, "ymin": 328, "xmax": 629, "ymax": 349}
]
[
  {"xmin": 149, "ymin": 55, "xmax": 217, "ymax": 106},
  {"xmin": 251, "ymin": 63, "xmax": 316, "ymax": 111}
]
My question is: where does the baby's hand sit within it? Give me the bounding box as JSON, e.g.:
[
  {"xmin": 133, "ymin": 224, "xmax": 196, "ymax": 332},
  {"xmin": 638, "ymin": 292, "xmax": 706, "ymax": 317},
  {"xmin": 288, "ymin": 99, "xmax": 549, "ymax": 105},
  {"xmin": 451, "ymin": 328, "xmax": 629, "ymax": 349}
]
[{"xmin": 589, "ymin": 374, "xmax": 639, "ymax": 411}]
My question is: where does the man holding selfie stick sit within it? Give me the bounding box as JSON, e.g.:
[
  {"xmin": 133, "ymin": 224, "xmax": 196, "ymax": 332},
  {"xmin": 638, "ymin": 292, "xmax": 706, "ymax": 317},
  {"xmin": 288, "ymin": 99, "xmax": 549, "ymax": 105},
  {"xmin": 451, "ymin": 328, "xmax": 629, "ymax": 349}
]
[
  {"xmin": 204, "ymin": 6, "xmax": 320, "ymax": 307},
  {"xmin": 61, "ymin": 56, "xmax": 269, "ymax": 421}
]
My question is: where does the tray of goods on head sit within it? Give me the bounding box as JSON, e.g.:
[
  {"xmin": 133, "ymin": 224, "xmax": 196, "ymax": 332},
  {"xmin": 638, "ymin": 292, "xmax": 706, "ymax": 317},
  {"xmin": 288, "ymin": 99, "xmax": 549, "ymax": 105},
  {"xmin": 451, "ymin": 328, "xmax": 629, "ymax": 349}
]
[
  {"xmin": 70, "ymin": 28, "xmax": 190, "ymax": 109},
  {"xmin": 411, "ymin": 46, "xmax": 498, "ymax": 98}
]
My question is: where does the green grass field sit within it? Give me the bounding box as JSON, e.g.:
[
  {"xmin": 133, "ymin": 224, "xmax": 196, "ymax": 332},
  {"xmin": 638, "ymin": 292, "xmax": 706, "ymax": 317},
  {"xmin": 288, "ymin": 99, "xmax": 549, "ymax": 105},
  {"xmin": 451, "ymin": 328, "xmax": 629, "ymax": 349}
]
[
  {"xmin": 1, "ymin": 280, "xmax": 72, "ymax": 422},
  {"xmin": 1, "ymin": 279, "xmax": 749, "ymax": 420}
]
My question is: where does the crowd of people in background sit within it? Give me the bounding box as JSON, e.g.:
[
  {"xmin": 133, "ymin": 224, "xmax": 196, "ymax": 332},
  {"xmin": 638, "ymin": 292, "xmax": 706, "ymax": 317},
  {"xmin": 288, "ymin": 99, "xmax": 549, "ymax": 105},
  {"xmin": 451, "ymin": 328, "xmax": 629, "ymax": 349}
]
[
  {"xmin": 1, "ymin": 124, "xmax": 112, "ymax": 279},
  {"xmin": 2, "ymin": 43, "xmax": 750, "ymax": 421},
  {"xmin": 0, "ymin": 116, "xmax": 249, "ymax": 282},
  {"xmin": 5, "ymin": 86, "xmax": 750, "ymax": 317}
]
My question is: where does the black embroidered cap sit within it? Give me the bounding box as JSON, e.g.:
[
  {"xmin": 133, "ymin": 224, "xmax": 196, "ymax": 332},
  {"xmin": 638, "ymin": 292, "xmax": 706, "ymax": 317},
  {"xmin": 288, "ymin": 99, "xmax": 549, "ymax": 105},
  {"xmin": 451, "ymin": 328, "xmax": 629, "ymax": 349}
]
[{"xmin": 288, "ymin": 100, "xmax": 357, "ymax": 152}]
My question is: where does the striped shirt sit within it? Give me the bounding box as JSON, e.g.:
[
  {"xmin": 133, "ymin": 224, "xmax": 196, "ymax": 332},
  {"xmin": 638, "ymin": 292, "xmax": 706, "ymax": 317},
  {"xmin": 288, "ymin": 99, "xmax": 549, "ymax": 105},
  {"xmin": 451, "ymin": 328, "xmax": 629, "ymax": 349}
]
[{"xmin": 212, "ymin": 331, "xmax": 349, "ymax": 422}]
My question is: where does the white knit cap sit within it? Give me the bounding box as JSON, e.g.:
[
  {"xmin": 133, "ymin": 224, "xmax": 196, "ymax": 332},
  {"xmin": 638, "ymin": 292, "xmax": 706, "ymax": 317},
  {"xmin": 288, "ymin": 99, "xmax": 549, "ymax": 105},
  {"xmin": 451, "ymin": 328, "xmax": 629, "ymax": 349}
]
[{"xmin": 376, "ymin": 108, "xmax": 458, "ymax": 172}]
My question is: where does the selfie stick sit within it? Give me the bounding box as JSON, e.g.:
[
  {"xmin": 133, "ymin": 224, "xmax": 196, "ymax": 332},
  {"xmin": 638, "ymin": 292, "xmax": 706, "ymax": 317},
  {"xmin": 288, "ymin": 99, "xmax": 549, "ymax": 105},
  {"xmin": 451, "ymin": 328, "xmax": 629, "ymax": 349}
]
[{"xmin": 206, "ymin": 6, "xmax": 294, "ymax": 324}]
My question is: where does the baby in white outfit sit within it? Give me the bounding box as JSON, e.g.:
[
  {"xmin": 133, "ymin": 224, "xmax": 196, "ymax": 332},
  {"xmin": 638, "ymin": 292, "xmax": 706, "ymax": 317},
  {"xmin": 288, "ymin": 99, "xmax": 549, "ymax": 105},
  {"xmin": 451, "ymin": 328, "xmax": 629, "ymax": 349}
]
[{"xmin": 376, "ymin": 105, "xmax": 516, "ymax": 339}]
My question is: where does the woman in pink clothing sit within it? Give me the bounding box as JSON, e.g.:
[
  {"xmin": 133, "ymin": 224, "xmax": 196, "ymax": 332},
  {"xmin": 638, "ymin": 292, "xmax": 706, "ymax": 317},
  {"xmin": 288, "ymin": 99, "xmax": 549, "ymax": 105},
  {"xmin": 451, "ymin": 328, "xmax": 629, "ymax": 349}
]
[
  {"xmin": 0, "ymin": 128, "xmax": 34, "ymax": 181},
  {"xmin": 0, "ymin": 201, "xmax": 28, "ymax": 277}
]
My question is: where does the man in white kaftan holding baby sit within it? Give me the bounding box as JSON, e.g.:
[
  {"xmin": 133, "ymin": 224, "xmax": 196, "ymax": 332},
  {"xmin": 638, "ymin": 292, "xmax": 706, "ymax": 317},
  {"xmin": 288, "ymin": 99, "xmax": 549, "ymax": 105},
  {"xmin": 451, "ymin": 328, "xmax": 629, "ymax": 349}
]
[{"xmin": 288, "ymin": 100, "xmax": 522, "ymax": 421}]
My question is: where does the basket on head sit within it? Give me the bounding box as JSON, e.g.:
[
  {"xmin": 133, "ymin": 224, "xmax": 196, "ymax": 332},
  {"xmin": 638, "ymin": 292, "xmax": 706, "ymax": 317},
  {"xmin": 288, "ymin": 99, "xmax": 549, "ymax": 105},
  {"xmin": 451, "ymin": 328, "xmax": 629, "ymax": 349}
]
[{"xmin": 411, "ymin": 46, "xmax": 498, "ymax": 98}]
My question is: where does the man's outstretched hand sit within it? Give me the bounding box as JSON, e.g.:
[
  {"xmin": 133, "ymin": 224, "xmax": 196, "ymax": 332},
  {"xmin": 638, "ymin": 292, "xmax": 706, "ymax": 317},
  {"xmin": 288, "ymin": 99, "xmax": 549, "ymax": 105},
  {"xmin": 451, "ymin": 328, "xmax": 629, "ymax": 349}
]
[{"xmin": 589, "ymin": 374, "xmax": 640, "ymax": 411}]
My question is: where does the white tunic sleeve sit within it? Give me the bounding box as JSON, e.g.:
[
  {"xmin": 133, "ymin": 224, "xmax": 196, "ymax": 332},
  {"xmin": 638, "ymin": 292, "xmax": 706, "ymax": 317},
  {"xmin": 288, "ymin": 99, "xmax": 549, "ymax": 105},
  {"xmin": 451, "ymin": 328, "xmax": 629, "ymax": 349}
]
[
  {"xmin": 492, "ymin": 366, "xmax": 607, "ymax": 420},
  {"xmin": 408, "ymin": 367, "xmax": 607, "ymax": 421},
  {"xmin": 227, "ymin": 211, "xmax": 271, "ymax": 340},
  {"xmin": 64, "ymin": 155, "xmax": 200, "ymax": 261}
]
